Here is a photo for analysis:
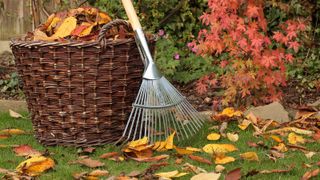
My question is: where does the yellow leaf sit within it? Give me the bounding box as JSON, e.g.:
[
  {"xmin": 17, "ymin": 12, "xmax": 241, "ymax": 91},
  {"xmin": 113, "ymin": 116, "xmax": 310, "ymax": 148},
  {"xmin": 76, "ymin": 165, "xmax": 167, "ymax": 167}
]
[
  {"xmin": 272, "ymin": 143, "xmax": 288, "ymax": 152},
  {"xmin": 175, "ymin": 146, "xmax": 194, "ymax": 155},
  {"xmin": 238, "ymin": 119, "xmax": 251, "ymax": 130},
  {"xmin": 270, "ymin": 135, "xmax": 283, "ymax": 143},
  {"xmin": 46, "ymin": 17, "xmax": 61, "ymax": 33},
  {"xmin": 203, "ymin": 144, "xmax": 238, "ymax": 154},
  {"xmin": 207, "ymin": 133, "xmax": 221, "ymax": 141},
  {"xmin": 0, "ymin": 128, "xmax": 25, "ymax": 135},
  {"xmin": 88, "ymin": 169, "xmax": 109, "ymax": 177},
  {"xmin": 16, "ymin": 156, "xmax": 55, "ymax": 176},
  {"xmin": 155, "ymin": 170, "xmax": 179, "ymax": 178},
  {"xmin": 127, "ymin": 137, "xmax": 148, "ymax": 148},
  {"xmin": 173, "ymin": 172, "xmax": 188, "ymax": 178},
  {"xmin": 165, "ymin": 132, "xmax": 176, "ymax": 150},
  {"xmin": 227, "ymin": 133, "xmax": 239, "ymax": 142},
  {"xmin": 288, "ymin": 132, "xmax": 305, "ymax": 144},
  {"xmin": 52, "ymin": 16, "xmax": 77, "ymax": 38},
  {"xmin": 240, "ymin": 152, "xmax": 259, "ymax": 161},
  {"xmin": 186, "ymin": 147, "xmax": 202, "ymax": 152},
  {"xmin": 156, "ymin": 141, "xmax": 167, "ymax": 152},
  {"xmin": 214, "ymin": 156, "xmax": 235, "ymax": 164},
  {"xmin": 79, "ymin": 23, "xmax": 96, "ymax": 37},
  {"xmin": 152, "ymin": 141, "xmax": 161, "ymax": 150},
  {"xmin": 221, "ymin": 107, "xmax": 242, "ymax": 117},
  {"xmin": 265, "ymin": 127, "xmax": 313, "ymax": 135},
  {"xmin": 98, "ymin": 12, "xmax": 112, "ymax": 24}
]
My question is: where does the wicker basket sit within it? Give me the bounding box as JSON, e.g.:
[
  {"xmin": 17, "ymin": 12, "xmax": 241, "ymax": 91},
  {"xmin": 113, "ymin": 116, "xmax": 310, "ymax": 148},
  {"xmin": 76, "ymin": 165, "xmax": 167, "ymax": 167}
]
[{"xmin": 10, "ymin": 20, "xmax": 153, "ymax": 147}]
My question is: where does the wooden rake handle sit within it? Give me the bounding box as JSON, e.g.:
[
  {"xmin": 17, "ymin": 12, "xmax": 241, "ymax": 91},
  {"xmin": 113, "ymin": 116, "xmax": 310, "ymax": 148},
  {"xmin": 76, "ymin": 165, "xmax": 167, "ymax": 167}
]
[{"xmin": 121, "ymin": 0, "xmax": 142, "ymax": 30}]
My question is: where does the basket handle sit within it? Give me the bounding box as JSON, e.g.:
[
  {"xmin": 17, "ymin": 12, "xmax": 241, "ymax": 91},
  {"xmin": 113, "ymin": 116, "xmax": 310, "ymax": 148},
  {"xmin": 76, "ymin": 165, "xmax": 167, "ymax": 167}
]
[{"xmin": 98, "ymin": 19, "xmax": 133, "ymax": 50}]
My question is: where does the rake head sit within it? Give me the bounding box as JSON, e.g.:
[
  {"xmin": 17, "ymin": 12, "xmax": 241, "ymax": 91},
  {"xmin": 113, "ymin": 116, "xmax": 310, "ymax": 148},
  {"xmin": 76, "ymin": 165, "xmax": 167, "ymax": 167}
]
[{"xmin": 119, "ymin": 76, "xmax": 208, "ymax": 144}]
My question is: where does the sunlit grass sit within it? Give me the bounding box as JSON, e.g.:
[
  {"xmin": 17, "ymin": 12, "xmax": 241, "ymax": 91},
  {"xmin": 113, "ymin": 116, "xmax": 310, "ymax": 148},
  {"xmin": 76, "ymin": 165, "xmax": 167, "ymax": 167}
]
[{"xmin": 0, "ymin": 112, "xmax": 319, "ymax": 180}]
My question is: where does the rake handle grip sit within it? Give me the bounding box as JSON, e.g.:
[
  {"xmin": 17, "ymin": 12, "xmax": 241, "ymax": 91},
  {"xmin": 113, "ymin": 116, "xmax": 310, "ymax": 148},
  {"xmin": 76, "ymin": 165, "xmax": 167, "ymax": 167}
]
[{"xmin": 121, "ymin": 0, "xmax": 142, "ymax": 30}]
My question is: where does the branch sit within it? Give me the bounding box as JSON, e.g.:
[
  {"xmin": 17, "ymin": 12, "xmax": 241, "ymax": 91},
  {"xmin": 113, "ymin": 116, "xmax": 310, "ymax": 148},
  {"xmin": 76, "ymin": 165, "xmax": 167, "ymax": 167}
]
[{"xmin": 158, "ymin": 0, "xmax": 187, "ymax": 27}]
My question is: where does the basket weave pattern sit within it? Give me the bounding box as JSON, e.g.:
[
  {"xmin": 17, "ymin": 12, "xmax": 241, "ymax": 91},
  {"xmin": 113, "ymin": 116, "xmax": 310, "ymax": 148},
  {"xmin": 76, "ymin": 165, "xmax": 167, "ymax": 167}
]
[{"xmin": 10, "ymin": 20, "xmax": 151, "ymax": 147}]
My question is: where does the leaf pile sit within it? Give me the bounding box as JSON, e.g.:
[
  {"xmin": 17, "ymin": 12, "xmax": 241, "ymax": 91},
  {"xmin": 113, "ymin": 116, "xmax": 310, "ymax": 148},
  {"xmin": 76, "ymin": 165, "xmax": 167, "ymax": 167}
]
[{"xmin": 24, "ymin": 7, "xmax": 131, "ymax": 42}]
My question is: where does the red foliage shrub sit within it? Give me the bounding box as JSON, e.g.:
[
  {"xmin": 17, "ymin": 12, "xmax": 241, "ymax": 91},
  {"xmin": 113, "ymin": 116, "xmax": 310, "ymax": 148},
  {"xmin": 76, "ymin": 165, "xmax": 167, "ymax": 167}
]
[{"xmin": 190, "ymin": 0, "xmax": 306, "ymax": 105}]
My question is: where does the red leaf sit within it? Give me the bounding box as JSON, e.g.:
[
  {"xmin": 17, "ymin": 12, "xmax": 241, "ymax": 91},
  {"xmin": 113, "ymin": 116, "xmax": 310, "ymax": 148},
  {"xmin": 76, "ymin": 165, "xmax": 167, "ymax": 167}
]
[
  {"xmin": 247, "ymin": 5, "xmax": 259, "ymax": 18},
  {"xmin": 13, "ymin": 145, "xmax": 42, "ymax": 157},
  {"xmin": 272, "ymin": 31, "xmax": 283, "ymax": 42},
  {"xmin": 288, "ymin": 41, "xmax": 300, "ymax": 53},
  {"xmin": 301, "ymin": 169, "xmax": 320, "ymax": 180},
  {"xmin": 226, "ymin": 168, "xmax": 241, "ymax": 180}
]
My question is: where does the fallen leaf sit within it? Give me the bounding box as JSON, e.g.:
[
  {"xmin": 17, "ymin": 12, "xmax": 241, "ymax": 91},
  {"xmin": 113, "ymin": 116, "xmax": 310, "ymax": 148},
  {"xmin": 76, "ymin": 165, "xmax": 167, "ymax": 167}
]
[
  {"xmin": 247, "ymin": 141, "xmax": 258, "ymax": 148},
  {"xmin": 203, "ymin": 144, "xmax": 238, "ymax": 154},
  {"xmin": 188, "ymin": 155, "xmax": 212, "ymax": 165},
  {"xmin": 0, "ymin": 134, "xmax": 10, "ymax": 139},
  {"xmin": 238, "ymin": 119, "xmax": 251, "ymax": 130},
  {"xmin": 127, "ymin": 170, "xmax": 142, "ymax": 177},
  {"xmin": 165, "ymin": 132, "xmax": 176, "ymax": 150},
  {"xmin": 155, "ymin": 170, "xmax": 187, "ymax": 179},
  {"xmin": 16, "ymin": 156, "xmax": 55, "ymax": 176},
  {"xmin": 269, "ymin": 135, "xmax": 283, "ymax": 143},
  {"xmin": 272, "ymin": 143, "xmax": 288, "ymax": 152},
  {"xmin": 288, "ymin": 132, "xmax": 305, "ymax": 144},
  {"xmin": 312, "ymin": 130, "xmax": 320, "ymax": 141},
  {"xmin": 221, "ymin": 107, "xmax": 242, "ymax": 117},
  {"xmin": 265, "ymin": 127, "xmax": 313, "ymax": 135},
  {"xmin": 207, "ymin": 133, "xmax": 221, "ymax": 141},
  {"xmin": 100, "ymin": 152, "xmax": 119, "ymax": 159},
  {"xmin": 301, "ymin": 168, "xmax": 320, "ymax": 180},
  {"xmin": 269, "ymin": 150, "xmax": 285, "ymax": 159},
  {"xmin": 214, "ymin": 155, "xmax": 236, "ymax": 164},
  {"xmin": 0, "ymin": 128, "xmax": 26, "ymax": 135},
  {"xmin": 175, "ymin": 146, "xmax": 194, "ymax": 155},
  {"xmin": 130, "ymin": 154, "xmax": 169, "ymax": 162},
  {"xmin": 246, "ymin": 112, "xmax": 258, "ymax": 124},
  {"xmin": 75, "ymin": 158, "xmax": 104, "ymax": 168},
  {"xmin": 13, "ymin": 145, "xmax": 42, "ymax": 157},
  {"xmin": 186, "ymin": 147, "xmax": 202, "ymax": 152},
  {"xmin": 190, "ymin": 172, "xmax": 221, "ymax": 180},
  {"xmin": 245, "ymin": 164, "xmax": 295, "ymax": 177},
  {"xmin": 9, "ymin": 109, "xmax": 23, "ymax": 119},
  {"xmin": 175, "ymin": 158, "xmax": 183, "ymax": 165},
  {"xmin": 227, "ymin": 132, "xmax": 239, "ymax": 142},
  {"xmin": 305, "ymin": 152, "xmax": 316, "ymax": 159},
  {"xmin": 52, "ymin": 16, "xmax": 77, "ymax": 38},
  {"xmin": 240, "ymin": 152, "xmax": 259, "ymax": 161},
  {"xmin": 215, "ymin": 165, "xmax": 225, "ymax": 173},
  {"xmin": 127, "ymin": 137, "xmax": 148, "ymax": 148},
  {"xmin": 225, "ymin": 168, "xmax": 241, "ymax": 180},
  {"xmin": 88, "ymin": 169, "xmax": 109, "ymax": 177},
  {"xmin": 82, "ymin": 147, "xmax": 95, "ymax": 154},
  {"xmin": 98, "ymin": 12, "xmax": 112, "ymax": 24},
  {"xmin": 183, "ymin": 163, "xmax": 207, "ymax": 174}
]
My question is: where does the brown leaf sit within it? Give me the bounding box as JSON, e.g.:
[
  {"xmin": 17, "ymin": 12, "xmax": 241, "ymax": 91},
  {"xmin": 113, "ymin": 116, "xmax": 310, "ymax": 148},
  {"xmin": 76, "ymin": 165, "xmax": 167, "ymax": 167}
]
[
  {"xmin": 100, "ymin": 152, "xmax": 119, "ymax": 159},
  {"xmin": 225, "ymin": 168, "xmax": 241, "ymax": 180},
  {"xmin": 175, "ymin": 158, "xmax": 183, "ymax": 165},
  {"xmin": 246, "ymin": 164, "xmax": 295, "ymax": 177},
  {"xmin": 312, "ymin": 130, "xmax": 320, "ymax": 141},
  {"xmin": 247, "ymin": 141, "xmax": 258, "ymax": 148},
  {"xmin": 13, "ymin": 145, "xmax": 42, "ymax": 157},
  {"xmin": 75, "ymin": 158, "xmax": 104, "ymax": 168},
  {"xmin": 302, "ymin": 169, "xmax": 320, "ymax": 180},
  {"xmin": 127, "ymin": 170, "xmax": 142, "ymax": 177},
  {"xmin": 82, "ymin": 147, "xmax": 95, "ymax": 154},
  {"xmin": 130, "ymin": 154, "xmax": 169, "ymax": 162},
  {"xmin": 88, "ymin": 169, "xmax": 109, "ymax": 177},
  {"xmin": 269, "ymin": 150, "xmax": 285, "ymax": 159},
  {"xmin": 0, "ymin": 134, "xmax": 10, "ymax": 139},
  {"xmin": 188, "ymin": 155, "xmax": 212, "ymax": 165}
]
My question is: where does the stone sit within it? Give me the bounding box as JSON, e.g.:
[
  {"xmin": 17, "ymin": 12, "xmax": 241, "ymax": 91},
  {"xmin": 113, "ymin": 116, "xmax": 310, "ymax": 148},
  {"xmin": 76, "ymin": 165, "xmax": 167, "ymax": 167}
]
[{"xmin": 245, "ymin": 102, "xmax": 290, "ymax": 123}]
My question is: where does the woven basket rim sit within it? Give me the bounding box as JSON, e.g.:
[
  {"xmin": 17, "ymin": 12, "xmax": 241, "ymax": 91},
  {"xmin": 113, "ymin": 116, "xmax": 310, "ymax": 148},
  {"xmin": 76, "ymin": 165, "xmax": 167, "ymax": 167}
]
[{"xmin": 10, "ymin": 38, "xmax": 136, "ymax": 48}]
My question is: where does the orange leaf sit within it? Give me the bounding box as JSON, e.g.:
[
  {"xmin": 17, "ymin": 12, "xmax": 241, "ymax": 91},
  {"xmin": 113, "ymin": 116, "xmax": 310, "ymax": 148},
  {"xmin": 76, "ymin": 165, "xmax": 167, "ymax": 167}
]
[
  {"xmin": 175, "ymin": 146, "xmax": 194, "ymax": 155},
  {"xmin": 214, "ymin": 155, "xmax": 235, "ymax": 164},
  {"xmin": 301, "ymin": 168, "xmax": 319, "ymax": 180},
  {"xmin": 99, "ymin": 152, "xmax": 119, "ymax": 159},
  {"xmin": 75, "ymin": 158, "xmax": 105, "ymax": 168},
  {"xmin": 188, "ymin": 155, "xmax": 212, "ymax": 165}
]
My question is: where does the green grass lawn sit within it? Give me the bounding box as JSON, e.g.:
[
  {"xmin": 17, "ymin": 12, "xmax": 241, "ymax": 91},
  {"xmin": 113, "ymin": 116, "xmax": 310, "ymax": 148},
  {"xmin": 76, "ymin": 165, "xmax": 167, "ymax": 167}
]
[{"xmin": 0, "ymin": 111, "xmax": 319, "ymax": 180}]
